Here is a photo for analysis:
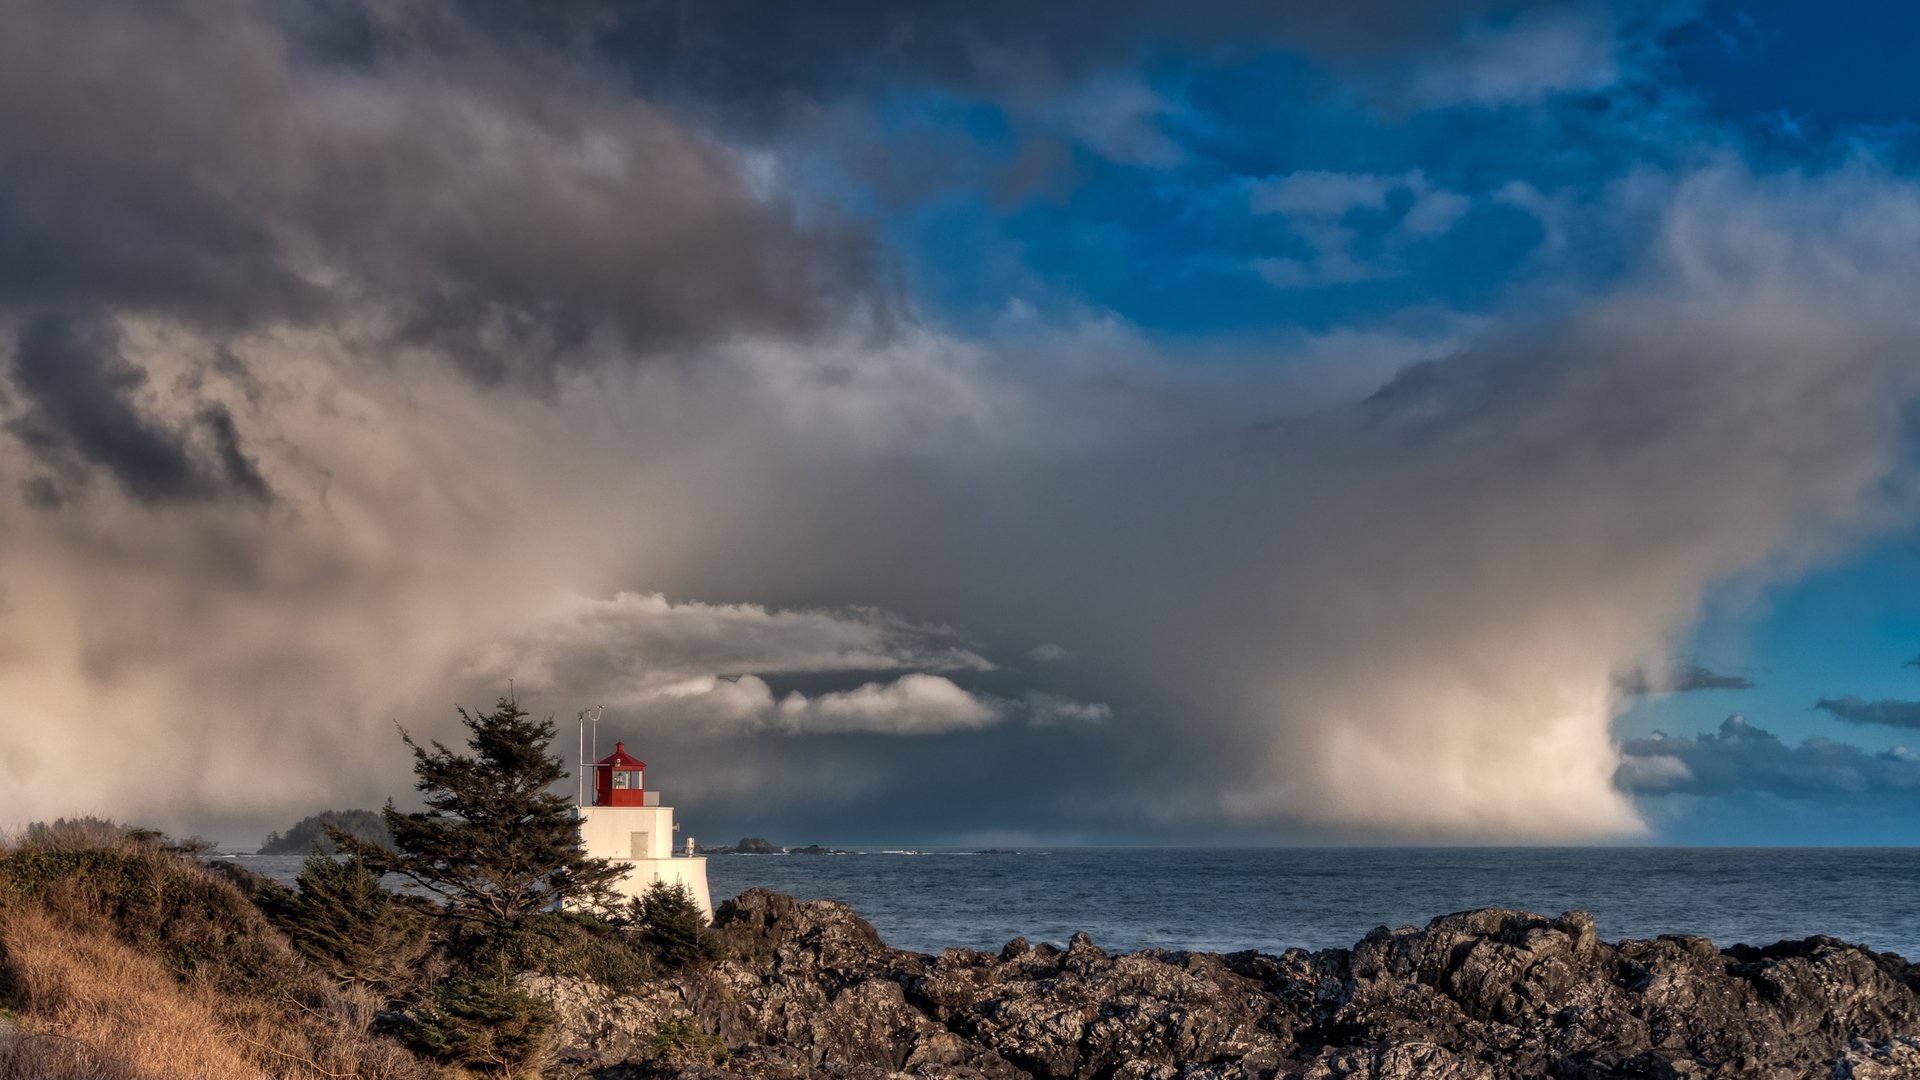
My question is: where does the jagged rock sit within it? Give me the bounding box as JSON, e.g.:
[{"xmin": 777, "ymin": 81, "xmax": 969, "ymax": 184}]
[
  {"xmin": 1299, "ymin": 1042, "xmax": 1496, "ymax": 1080},
  {"xmin": 522, "ymin": 972, "xmax": 686, "ymax": 1066},
  {"xmin": 535, "ymin": 889, "xmax": 1920, "ymax": 1080},
  {"xmin": 1834, "ymin": 1035, "xmax": 1920, "ymax": 1079}
]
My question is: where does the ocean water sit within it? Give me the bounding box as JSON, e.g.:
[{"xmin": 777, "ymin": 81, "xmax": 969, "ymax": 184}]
[{"xmin": 229, "ymin": 847, "xmax": 1920, "ymax": 961}]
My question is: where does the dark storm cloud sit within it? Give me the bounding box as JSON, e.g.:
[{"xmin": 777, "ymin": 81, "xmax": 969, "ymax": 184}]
[
  {"xmin": 1618, "ymin": 716, "xmax": 1920, "ymax": 798},
  {"xmin": 195, "ymin": 403, "xmax": 272, "ymax": 504},
  {"xmin": 1815, "ymin": 695, "xmax": 1920, "ymax": 730},
  {"xmin": 400, "ymin": 0, "xmax": 1582, "ymax": 130},
  {"xmin": 6, "ymin": 313, "xmax": 267, "ymax": 504},
  {"xmin": 0, "ymin": 0, "xmax": 871, "ymax": 380},
  {"xmin": 1618, "ymin": 663, "xmax": 1756, "ymax": 695},
  {"xmin": 1670, "ymin": 665, "xmax": 1755, "ymax": 692}
]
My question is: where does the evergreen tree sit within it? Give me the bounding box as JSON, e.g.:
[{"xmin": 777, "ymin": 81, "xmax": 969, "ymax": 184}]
[
  {"xmin": 256, "ymin": 851, "xmax": 430, "ymax": 997},
  {"xmin": 348, "ymin": 697, "xmax": 623, "ymax": 931},
  {"xmin": 408, "ymin": 973, "xmax": 555, "ymax": 1073},
  {"xmin": 636, "ymin": 880, "xmax": 721, "ymax": 970}
]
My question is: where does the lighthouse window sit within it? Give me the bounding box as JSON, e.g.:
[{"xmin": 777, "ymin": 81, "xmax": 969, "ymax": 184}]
[{"xmin": 611, "ymin": 771, "xmax": 631, "ymax": 789}]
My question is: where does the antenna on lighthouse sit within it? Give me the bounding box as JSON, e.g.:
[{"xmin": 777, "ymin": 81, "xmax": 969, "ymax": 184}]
[{"xmin": 576, "ymin": 706, "xmax": 607, "ymax": 807}]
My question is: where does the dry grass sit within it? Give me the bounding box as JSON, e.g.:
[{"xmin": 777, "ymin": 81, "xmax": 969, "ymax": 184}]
[
  {"xmin": 0, "ymin": 906, "xmax": 260, "ymax": 1079},
  {"xmin": 0, "ymin": 824, "xmax": 443, "ymax": 1080}
]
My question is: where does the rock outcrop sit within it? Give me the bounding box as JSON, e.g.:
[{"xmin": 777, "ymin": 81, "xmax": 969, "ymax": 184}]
[{"xmin": 543, "ymin": 889, "xmax": 1920, "ymax": 1079}]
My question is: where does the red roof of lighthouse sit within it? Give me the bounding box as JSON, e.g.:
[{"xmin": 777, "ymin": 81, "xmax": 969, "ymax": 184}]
[{"xmin": 596, "ymin": 741, "xmax": 646, "ymax": 769}]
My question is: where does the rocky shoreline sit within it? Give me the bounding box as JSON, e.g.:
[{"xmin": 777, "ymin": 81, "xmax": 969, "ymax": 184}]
[{"xmin": 536, "ymin": 888, "xmax": 1920, "ymax": 1080}]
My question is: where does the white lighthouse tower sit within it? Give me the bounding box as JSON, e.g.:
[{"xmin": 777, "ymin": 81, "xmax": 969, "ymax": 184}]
[{"xmin": 572, "ymin": 739, "xmax": 712, "ymax": 920}]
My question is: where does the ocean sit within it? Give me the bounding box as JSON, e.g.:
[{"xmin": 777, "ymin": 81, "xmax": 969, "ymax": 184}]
[{"xmin": 229, "ymin": 846, "xmax": 1920, "ymax": 960}]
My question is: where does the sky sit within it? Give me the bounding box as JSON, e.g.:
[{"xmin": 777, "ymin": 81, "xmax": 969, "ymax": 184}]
[{"xmin": 2, "ymin": 0, "xmax": 1920, "ymax": 848}]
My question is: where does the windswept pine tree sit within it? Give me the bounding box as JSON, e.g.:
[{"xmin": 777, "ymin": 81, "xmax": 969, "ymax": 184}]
[
  {"xmin": 342, "ymin": 697, "xmax": 624, "ymax": 932},
  {"xmin": 255, "ymin": 851, "xmax": 431, "ymax": 996}
]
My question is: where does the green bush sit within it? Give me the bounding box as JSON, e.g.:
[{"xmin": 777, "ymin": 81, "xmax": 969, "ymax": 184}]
[
  {"xmin": 404, "ymin": 974, "xmax": 553, "ymax": 1074},
  {"xmin": 636, "ymin": 880, "xmax": 720, "ymax": 971},
  {"xmin": 0, "ymin": 826, "xmax": 440, "ymax": 1080},
  {"xmin": 19, "ymin": 816, "xmax": 131, "ymax": 849},
  {"xmin": 0, "ymin": 838, "xmax": 317, "ymax": 999},
  {"xmin": 485, "ymin": 910, "xmax": 656, "ymax": 993},
  {"xmin": 651, "ymin": 1016, "xmax": 729, "ymax": 1066},
  {"xmin": 255, "ymin": 853, "xmax": 432, "ymax": 998}
]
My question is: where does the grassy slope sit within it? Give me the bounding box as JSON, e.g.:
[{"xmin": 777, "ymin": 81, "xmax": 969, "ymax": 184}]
[{"xmin": 0, "ymin": 823, "xmax": 442, "ymax": 1080}]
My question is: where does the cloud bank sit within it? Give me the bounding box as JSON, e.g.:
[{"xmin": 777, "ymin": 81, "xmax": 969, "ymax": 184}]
[
  {"xmin": 1619, "ymin": 664, "xmax": 1756, "ymax": 696},
  {"xmin": 1814, "ymin": 696, "xmax": 1920, "ymax": 731},
  {"xmin": 1620, "ymin": 717, "xmax": 1920, "ymax": 799},
  {"xmin": 0, "ymin": 1, "xmax": 1916, "ymax": 844}
]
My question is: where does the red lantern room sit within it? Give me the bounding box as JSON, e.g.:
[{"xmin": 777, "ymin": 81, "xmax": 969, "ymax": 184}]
[{"xmin": 593, "ymin": 741, "xmax": 647, "ymax": 806}]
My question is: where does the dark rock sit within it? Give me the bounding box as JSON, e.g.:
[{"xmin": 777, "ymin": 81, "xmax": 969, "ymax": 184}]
[
  {"xmin": 700, "ymin": 837, "xmax": 783, "ymax": 855},
  {"xmin": 200, "ymin": 856, "xmax": 274, "ymax": 896},
  {"xmin": 1835, "ymin": 1035, "xmax": 1920, "ymax": 1079},
  {"xmin": 696, "ymin": 840, "xmax": 851, "ymax": 856},
  {"xmin": 544, "ymin": 889, "xmax": 1920, "ymax": 1079}
]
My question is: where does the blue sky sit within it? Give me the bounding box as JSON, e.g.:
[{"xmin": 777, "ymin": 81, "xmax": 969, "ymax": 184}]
[{"xmin": 770, "ymin": 7, "xmax": 1672, "ymax": 333}]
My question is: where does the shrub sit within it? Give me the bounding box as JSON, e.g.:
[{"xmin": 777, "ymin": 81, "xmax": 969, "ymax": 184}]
[
  {"xmin": 636, "ymin": 880, "xmax": 721, "ymax": 971},
  {"xmin": 0, "ymin": 834, "xmax": 308, "ymax": 995},
  {"xmin": 484, "ymin": 910, "xmax": 656, "ymax": 994},
  {"xmin": 404, "ymin": 974, "xmax": 553, "ymax": 1075},
  {"xmin": 19, "ymin": 816, "xmax": 130, "ymax": 850},
  {"xmin": 651, "ymin": 1016, "xmax": 729, "ymax": 1067},
  {"xmin": 0, "ymin": 827, "xmax": 440, "ymax": 1080},
  {"xmin": 256, "ymin": 852, "xmax": 433, "ymax": 998}
]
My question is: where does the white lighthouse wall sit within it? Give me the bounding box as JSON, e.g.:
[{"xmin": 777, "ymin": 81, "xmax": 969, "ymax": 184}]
[
  {"xmin": 613, "ymin": 856, "xmax": 712, "ymax": 920},
  {"xmin": 577, "ymin": 804, "xmax": 677, "ymax": 859},
  {"xmin": 572, "ymin": 804, "xmax": 713, "ymax": 920}
]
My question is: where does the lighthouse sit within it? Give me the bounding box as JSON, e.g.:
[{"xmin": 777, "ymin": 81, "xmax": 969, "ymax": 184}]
[{"xmin": 572, "ymin": 740, "xmax": 712, "ymax": 920}]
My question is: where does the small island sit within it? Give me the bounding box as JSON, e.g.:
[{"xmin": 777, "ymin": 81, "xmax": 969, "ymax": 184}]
[
  {"xmin": 257, "ymin": 808, "xmax": 392, "ymax": 855},
  {"xmin": 697, "ymin": 837, "xmax": 851, "ymax": 855}
]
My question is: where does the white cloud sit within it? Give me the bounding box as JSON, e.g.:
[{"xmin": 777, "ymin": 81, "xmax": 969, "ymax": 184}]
[
  {"xmin": 1619, "ymin": 717, "xmax": 1920, "ymax": 798},
  {"xmin": 1037, "ymin": 75, "xmax": 1185, "ymax": 168},
  {"xmin": 1252, "ymin": 171, "xmax": 1403, "ymax": 217},
  {"xmin": 1615, "ymin": 752, "xmax": 1693, "ymax": 791},
  {"xmin": 459, "ymin": 591, "xmax": 994, "ymax": 707},
  {"xmin": 1408, "ymin": 5, "xmax": 1620, "ymax": 107},
  {"xmin": 1022, "ymin": 692, "xmax": 1112, "ymax": 727},
  {"xmin": 1249, "ymin": 169, "xmax": 1474, "ymax": 287},
  {"xmin": 776, "ymin": 673, "xmax": 1000, "ymax": 735},
  {"xmin": 566, "ymin": 671, "xmax": 1106, "ymax": 739},
  {"xmin": 1402, "ymin": 188, "xmax": 1473, "ymax": 235}
]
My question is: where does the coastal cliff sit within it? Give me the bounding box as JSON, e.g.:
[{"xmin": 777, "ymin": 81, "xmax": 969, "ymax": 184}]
[{"xmin": 535, "ymin": 888, "xmax": 1920, "ymax": 1080}]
